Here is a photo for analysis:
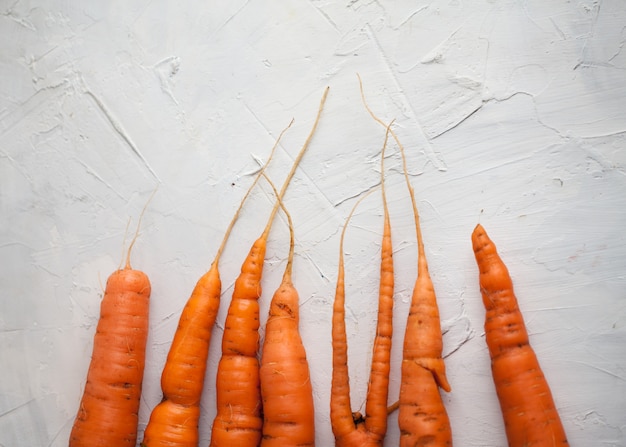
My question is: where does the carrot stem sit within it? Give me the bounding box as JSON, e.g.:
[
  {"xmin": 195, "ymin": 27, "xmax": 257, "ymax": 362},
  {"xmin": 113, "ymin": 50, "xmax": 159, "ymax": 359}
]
[
  {"xmin": 213, "ymin": 119, "xmax": 294, "ymax": 268},
  {"xmin": 358, "ymin": 75, "xmax": 453, "ymax": 445},
  {"xmin": 262, "ymin": 87, "xmax": 330, "ymax": 239}
]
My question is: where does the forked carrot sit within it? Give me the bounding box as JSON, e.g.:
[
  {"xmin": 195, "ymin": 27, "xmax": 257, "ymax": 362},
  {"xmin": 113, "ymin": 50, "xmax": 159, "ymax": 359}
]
[
  {"xmin": 140, "ymin": 122, "xmax": 292, "ymax": 447},
  {"xmin": 357, "ymin": 75, "xmax": 453, "ymax": 445},
  {"xmin": 259, "ymin": 176, "xmax": 315, "ymax": 447},
  {"xmin": 330, "ymin": 124, "xmax": 394, "ymax": 447},
  {"xmin": 69, "ymin": 192, "xmax": 155, "ymax": 447},
  {"xmin": 472, "ymin": 224, "xmax": 569, "ymax": 447},
  {"xmin": 210, "ymin": 86, "xmax": 329, "ymax": 447}
]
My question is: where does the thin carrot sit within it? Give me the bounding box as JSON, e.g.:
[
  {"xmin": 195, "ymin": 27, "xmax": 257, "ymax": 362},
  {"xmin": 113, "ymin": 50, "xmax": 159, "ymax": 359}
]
[
  {"xmin": 330, "ymin": 123, "xmax": 395, "ymax": 447},
  {"xmin": 471, "ymin": 224, "xmax": 569, "ymax": 447},
  {"xmin": 69, "ymin": 192, "xmax": 155, "ymax": 447},
  {"xmin": 259, "ymin": 175, "xmax": 315, "ymax": 447},
  {"xmin": 140, "ymin": 122, "xmax": 292, "ymax": 447},
  {"xmin": 357, "ymin": 74, "xmax": 453, "ymax": 445},
  {"xmin": 210, "ymin": 86, "xmax": 329, "ymax": 447}
]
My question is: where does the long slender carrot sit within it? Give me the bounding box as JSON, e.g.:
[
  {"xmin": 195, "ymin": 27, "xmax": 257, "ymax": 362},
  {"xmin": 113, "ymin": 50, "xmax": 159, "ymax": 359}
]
[
  {"xmin": 259, "ymin": 175, "xmax": 315, "ymax": 447},
  {"xmin": 140, "ymin": 122, "xmax": 292, "ymax": 447},
  {"xmin": 210, "ymin": 87, "xmax": 329, "ymax": 447},
  {"xmin": 69, "ymin": 192, "xmax": 155, "ymax": 447},
  {"xmin": 471, "ymin": 224, "xmax": 569, "ymax": 447},
  {"xmin": 330, "ymin": 124, "xmax": 394, "ymax": 447},
  {"xmin": 357, "ymin": 75, "xmax": 453, "ymax": 445}
]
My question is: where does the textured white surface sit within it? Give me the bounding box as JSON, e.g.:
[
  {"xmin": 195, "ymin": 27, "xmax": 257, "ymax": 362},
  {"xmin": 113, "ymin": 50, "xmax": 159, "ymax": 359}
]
[{"xmin": 2, "ymin": 1, "xmax": 626, "ymax": 446}]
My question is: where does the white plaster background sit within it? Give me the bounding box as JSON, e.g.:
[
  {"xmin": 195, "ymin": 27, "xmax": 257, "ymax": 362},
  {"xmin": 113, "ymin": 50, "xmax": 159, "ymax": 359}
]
[{"xmin": 1, "ymin": 1, "xmax": 625, "ymax": 446}]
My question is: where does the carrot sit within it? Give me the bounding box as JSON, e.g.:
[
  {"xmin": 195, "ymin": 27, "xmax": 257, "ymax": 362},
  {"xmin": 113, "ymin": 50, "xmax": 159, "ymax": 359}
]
[
  {"xmin": 69, "ymin": 192, "xmax": 155, "ymax": 447},
  {"xmin": 210, "ymin": 86, "xmax": 329, "ymax": 447},
  {"xmin": 140, "ymin": 123, "xmax": 292, "ymax": 447},
  {"xmin": 258, "ymin": 175, "xmax": 315, "ymax": 447},
  {"xmin": 357, "ymin": 74, "xmax": 453, "ymax": 445},
  {"xmin": 471, "ymin": 224, "xmax": 569, "ymax": 447},
  {"xmin": 330, "ymin": 123, "xmax": 394, "ymax": 447}
]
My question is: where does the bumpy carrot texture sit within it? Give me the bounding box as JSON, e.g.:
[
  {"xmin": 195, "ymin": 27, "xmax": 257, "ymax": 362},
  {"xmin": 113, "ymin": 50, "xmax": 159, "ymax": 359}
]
[
  {"xmin": 69, "ymin": 266, "xmax": 151, "ymax": 447},
  {"xmin": 141, "ymin": 265, "xmax": 220, "ymax": 447},
  {"xmin": 260, "ymin": 278, "xmax": 315, "ymax": 447},
  {"xmin": 210, "ymin": 236, "xmax": 267, "ymax": 446},
  {"xmin": 141, "ymin": 116, "xmax": 290, "ymax": 447},
  {"xmin": 472, "ymin": 224, "xmax": 569, "ymax": 447},
  {"xmin": 210, "ymin": 86, "xmax": 328, "ymax": 447}
]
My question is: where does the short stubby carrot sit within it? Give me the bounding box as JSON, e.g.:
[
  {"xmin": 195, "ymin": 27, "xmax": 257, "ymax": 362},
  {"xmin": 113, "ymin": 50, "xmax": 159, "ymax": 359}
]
[
  {"xmin": 69, "ymin": 195, "xmax": 154, "ymax": 447},
  {"xmin": 259, "ymin": 179, "xmax": 315, "ymax": 447},
  {"xmin": 330, "ymin": 125, "xmax": 394, "ymax": 447},
  {"xmin": 472, "ymin": 224, "xmax": 569, "ymax": 447},
  {"xmin": 210, "ymin": 86, "xmax": 329, "ymax": 447},
  {"xmin": 140, "ymin": 119, "xmax": 292, "ymax": 447}
]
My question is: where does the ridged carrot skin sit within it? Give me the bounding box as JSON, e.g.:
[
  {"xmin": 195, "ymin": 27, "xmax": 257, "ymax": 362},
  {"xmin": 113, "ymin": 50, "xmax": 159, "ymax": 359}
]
[
  {"xmin": 472, "ymin": 224, "xmax": 569, "ymax": 447},
  {"xmin": 259, "ymin": 278, "xmax": 315, "ymax": 447},
  {"xmin": 210, "ymin": 235, "xmax": 267, "ymax": 446},
  {"xmin": 69, "ymin": 266, "xmax": 151, "ymax": 447},
  {"xmin": 140, "ymin": 265, "xmax": 220, "ymax": 446}
]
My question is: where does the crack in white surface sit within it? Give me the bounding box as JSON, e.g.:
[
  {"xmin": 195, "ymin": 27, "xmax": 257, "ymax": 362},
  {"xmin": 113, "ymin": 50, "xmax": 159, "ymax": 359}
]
[
  {"xmin": 83, "ymin": 88, "xmax": 161, "ymax": 183},
  {"xmin": 364, "ymin": 24, "xmax": 448, "ymax": 172}
]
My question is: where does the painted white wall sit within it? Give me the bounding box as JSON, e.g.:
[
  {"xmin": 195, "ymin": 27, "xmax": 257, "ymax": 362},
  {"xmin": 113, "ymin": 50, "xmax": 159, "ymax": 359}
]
[{"xmin": 2, "ymin": 1, "xmax": 625, "ymax": 445}]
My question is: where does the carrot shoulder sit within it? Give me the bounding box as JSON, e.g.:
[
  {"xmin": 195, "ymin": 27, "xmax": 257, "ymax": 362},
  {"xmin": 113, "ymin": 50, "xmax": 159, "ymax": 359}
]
[
  {"xmin": 70, "ymin": 200, "xmax": 153, "ymax": 447},
  {"xmin": 472, "ymin": 224, "xmax": 569, "ymax": 447},
  {"xmin": 259, "ymin": 179, "xmax": 315, "ymax": 447}
]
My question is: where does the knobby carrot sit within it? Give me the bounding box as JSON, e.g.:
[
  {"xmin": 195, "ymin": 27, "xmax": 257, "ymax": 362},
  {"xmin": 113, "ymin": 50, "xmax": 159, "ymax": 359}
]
[
  {"xmin": 357, "ymin": 75, "xmax": 453, "ymax": 445},
  {"xmin": 259, "ymin": 176, "xmax": 315, "ymax": 447},
  {"xmin": 471, "ymin": 224, "xmax": 569, "ymax": 447},
  {"xmin": 140, "ymin": 122, "xmax": 292, "ymax": 447},
  {"xmin": 330, "ymin": 124, "xmax": 394, "ymax": 447},
  {"xmin": 69, "ymin": 192, "xmax": 155, "ymax": 447},
  {"xmin": 210, "ymin": 86, "xmax": 329, "ymax": 447}
]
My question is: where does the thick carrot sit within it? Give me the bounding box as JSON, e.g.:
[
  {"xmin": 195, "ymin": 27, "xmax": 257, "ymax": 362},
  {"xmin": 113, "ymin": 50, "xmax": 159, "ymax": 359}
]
[
  {"xmin": 357, "ymin": 74, "xmax": 453, "ymax": 445},
  {"xmin": 140, "ymin": 123, "xmax": 292, "ymax": 447},
  {"xmin": 69, "ymin": 193, "xmax": 154, "ymax": 447},
  {"xmin": 330, "ymin": 124, "xmax": 394, "ymax": 447},
  {"xmin": 259, "ymin": 176, "xmax": 315, "ymax": 447},
  {"xmin": 210, "ymin": 87, "xmax": 329, "ymax": 447},
  {"xmin": 471, "ymin": 224, "xmax": 569, "ymax": 447}
]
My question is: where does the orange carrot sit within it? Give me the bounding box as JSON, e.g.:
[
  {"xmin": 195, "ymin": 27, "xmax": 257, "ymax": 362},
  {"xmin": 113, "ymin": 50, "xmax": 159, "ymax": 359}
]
[
  {"xmin": 259, "ymin": 176, "xmax": 315, "ymax": 447},
  {"xmin": 69, "ymin": 193, "xmax": 155, "ymax": 447},
  {"xmin": 140, "ymin": 122, "xmax": 292, "ymax": 447},
  {"xmin": 357, "ymin": 74, "xmax": 453, "ymax": 445},
  {"xmin": 330, "ymin": 124, "xmax": 394, "ymax": 447},
  {"xmin": 472, "ymin": 224, "xmax": 569, "ymax": 447},
  {"xmin": 210, "ymin": 87, "xmax": 329, "ymax": 447}
]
